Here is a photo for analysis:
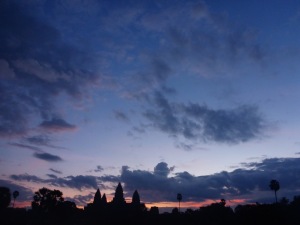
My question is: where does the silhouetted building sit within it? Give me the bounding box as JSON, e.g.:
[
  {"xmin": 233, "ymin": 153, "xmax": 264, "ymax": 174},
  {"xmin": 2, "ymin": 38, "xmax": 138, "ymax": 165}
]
[
  {"xmin": 132, "ymin": 190, "xmax": 140, "ymax": 205},
  {"xmin": 93, "ymin": 188, "xmax": 102, "ymax": 207},
  {"xmin": 101, "ymin": 193, "xmax": 107, "ymax": 205},
  {"xmin": 85, "ymin": 182, "xmax": 147, "ymax": 218},
  {"xmin": 112, "ymin": 182, "xmax": 126, "ymax": 206}
]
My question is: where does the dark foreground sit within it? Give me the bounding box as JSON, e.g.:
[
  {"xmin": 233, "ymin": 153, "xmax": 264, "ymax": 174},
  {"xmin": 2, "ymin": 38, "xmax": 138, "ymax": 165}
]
[{"xmin": 2, "ymin": 202, "xmax": 300, "ymax": 225}]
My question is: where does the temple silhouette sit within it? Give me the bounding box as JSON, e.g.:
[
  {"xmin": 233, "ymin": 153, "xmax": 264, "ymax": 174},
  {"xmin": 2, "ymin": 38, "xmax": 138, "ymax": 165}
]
[{"xmin": 85, "ymin": 182, "xmax": 147, "ymax": 215}]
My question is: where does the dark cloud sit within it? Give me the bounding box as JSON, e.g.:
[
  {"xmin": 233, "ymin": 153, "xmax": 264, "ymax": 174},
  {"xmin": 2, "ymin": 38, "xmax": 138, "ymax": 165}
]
[
  {"xmin": 143, "ymin": 91, "xmax": 265, "ymax": 144},
  {"xmin": 49, "ymin": 168, "xmax": 62, "ymax": 174},
  {"xmin": 39, "ymin": 118, "xmax": 77, "ymax": 132},
  {"xmin": 10, "ymin": 174, "xmax": 98, "ymax": 190},
  {"xmin": 54, "ymin": 175, "xmax": 98, "ymax": 190},
  {"xmin": 119, "ymin": 158, "xmax": 300, "ymax": 203},
  {"xmin": 10, "ymin": 174, "xmax": 44, "ymax": 183},
  {"xmin": 66, "ymin": 193, "xmax": 94, "ymax": 206},
  {"xmin": 154, "ymin": 162, "xmax": 173, "ymax": 177},
  {"xmin": 33, "ymin": 152, "xmax": 63, "ymax": 162},
  {"xmin": 46, "ymin": 174, "xmax": 58, "ymax": 179}
]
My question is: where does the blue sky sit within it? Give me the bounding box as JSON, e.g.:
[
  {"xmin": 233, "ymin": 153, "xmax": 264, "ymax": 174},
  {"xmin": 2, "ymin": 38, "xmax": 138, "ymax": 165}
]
[{"xmin": 1, "ymin": 0, "xmax": 300, "ymax": 210}]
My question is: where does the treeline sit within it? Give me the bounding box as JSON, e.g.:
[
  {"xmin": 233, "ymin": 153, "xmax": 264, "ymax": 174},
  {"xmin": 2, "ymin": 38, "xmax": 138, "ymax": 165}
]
[
  {"xmin": 1, "ymin": 185, "xmax": 300, "ymax": 225},
  {"xmin": 2, "ymin": 198, "xmax": 300, "ymax": 225}
]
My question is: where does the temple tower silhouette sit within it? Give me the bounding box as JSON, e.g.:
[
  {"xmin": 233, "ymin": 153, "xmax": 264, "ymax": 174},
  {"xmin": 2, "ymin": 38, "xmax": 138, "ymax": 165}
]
[
  {"xmin": 132, "ymin": 190, "xmax": 140, "ymax": 205},
  {"xmin": 112, "ymin": 182, "xmax": 126, "ymax": 205},
  {"xmin": 93, "ymin": 188, "xmax": 102, "ymax": 207}
]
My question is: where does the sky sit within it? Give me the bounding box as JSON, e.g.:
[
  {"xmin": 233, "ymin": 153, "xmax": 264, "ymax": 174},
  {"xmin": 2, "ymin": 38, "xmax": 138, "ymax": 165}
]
[{"xmin": 1, "ymin": 0, "xmax": 300, "ymax": 211}]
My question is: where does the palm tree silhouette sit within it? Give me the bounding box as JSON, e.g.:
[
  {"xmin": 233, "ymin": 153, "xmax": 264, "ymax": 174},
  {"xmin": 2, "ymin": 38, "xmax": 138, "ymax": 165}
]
[
  {"xmin": 177, "ymin": 193, "xmax": 182, "ymax": 212},
  {"xmin": 12, "ymin": 190, "xmax": 19, "ymax": 208},
  {"xmin": 269, "ymin": 179, "xmax": 280, "ymax": 203}
]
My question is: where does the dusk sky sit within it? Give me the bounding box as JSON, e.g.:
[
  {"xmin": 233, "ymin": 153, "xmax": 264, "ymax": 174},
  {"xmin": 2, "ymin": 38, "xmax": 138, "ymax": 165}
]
[{"xmin": 1, "ymin": 0, "xmax": 300, "ymax": 210}]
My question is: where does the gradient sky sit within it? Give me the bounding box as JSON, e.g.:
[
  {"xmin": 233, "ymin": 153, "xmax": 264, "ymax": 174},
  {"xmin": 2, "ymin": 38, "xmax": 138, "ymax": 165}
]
[{"xmin": 1, "ymin": 0, "xmax": 300, "ymax": 210}]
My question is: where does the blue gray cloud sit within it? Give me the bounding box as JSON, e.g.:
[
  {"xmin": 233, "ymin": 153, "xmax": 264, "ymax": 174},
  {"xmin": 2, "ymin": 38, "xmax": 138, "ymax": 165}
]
[
  {"xmin": 8, "ymin": 158, "xmax": 300, "ymax": 206},
  {"xmin": 49, "ymin": 168, "xmax": 62, "ymax": 174},
  {"xmin": 10, "ymin": 174, "xmax": 98, "ymax": 190},
  {"xmin": 142, "ymin": 91, "xmax": 265, "ymax": 144},
  {"xmin": 120, "ymin": 158, "xmax": 300, "ymax": 204}
]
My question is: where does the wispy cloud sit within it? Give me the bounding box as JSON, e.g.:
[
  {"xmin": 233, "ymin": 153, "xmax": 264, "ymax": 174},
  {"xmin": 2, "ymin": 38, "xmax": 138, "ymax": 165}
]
[
  {"xmin": 49, "ymin": 168, "xmax": 62, "ymax": 174},
  {"xmin": 94, "ymin": 165, "xmax": 104, "ymax": 173},
  {"xmin": 114, "ymin": 110, "xmax": 130, "ymax": 122},
  {"xmin": 9, "ymin": 142, "xmax": 64, "ymax": 162},
  {"xmin": 39, "ymin": 118, "xmax": 77, "ymax": 132},
  {"xmin": 10, "ymin": 174, "xmax": 98, "ymax": 190}
]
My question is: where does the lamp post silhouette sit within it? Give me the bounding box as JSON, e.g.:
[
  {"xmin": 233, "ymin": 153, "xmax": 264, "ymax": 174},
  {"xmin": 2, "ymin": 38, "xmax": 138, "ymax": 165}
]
[{"xmin": 177, "ymin": 193, "xmax": 182, "ymax": 213}]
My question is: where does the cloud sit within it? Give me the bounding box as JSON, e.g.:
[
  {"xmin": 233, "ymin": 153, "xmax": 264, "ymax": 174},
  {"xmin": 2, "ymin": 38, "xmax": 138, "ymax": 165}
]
[
  {"xmin": 9, "ymin": 143, "xmax": 42, "ymax": 152},
  {"xmin": 33, "ymin": 152, "xmax": 63, "ymax": 162},
  {"xmin": 114, "ymin": 110, "xmax": 130, "ymax": 122},
  {"xmin": 25, "ymin": 135, "xmax": 51, "ymax": 146},
  {"xmin": 154, "ymin": 162, "xmax": 173, "ymax": 177},
  {"xmin": 10, "ymin": 174, "xmax": 44, "ymax": 183},
  {"xmin": 39, "ymin": 118, "xmax": 77, "ymax": 132},
  {"xmin": 94, "ymin": 165, "xmax": 104, "ymax": 173},
  {"xmin": 143, "ymin": 91, "xmax": 266, "ymax": 144},
  {"xmin": 9, "ymin": 142, "xmax": 64, "ymax": 162},
  {"xmin": 46, "ymin": 174, "xmax": 58, "ymax": 179},
  {"xmin": 10, "ymin": 174, "xmax": 98, "ymax": 190},
  {"xmin": 49, "ymin": 168, "xmax": 62, "ymax": 174},
  {"xmin": 119, "ymin": 158, "xmax": 300, "ymax": 204},
  {"xmin": 8, "ymin": 158, "xmax": 300, "ymax": 205},
  {"xmin": 0, "ymin": 1, "xmax": 98, "ymax": 138},
  {"xmin": 67, "ymin": 193, "xmax": 94, "ymax": 206}
]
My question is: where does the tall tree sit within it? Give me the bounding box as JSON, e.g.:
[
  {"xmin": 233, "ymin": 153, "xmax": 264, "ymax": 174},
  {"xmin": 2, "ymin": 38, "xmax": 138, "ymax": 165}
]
[
  {"xmin": 0, "ymin": 187, "xmax": 11, "ymax": 209},
  {"xmin": 177, "ymin": 193, "xmax": 182, "ymax": 212},
  {"xmin": 12, "ymin": 190, "xmax": 19, "ymax": 208},
  {"xmin": 269, "ymin": 179, "xmax": 280, "ymax": 203}
]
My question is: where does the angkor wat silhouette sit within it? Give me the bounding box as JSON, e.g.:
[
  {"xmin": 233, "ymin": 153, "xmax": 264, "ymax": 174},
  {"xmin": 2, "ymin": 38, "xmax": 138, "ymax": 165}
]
[{"xmin": 85, "ymin": 182, "xmax": 148, "ymax": 214}]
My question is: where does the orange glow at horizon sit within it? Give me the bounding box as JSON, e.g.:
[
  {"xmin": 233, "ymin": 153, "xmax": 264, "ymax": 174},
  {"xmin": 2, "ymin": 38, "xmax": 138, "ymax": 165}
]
[
  {"xmin": 13, "ymin": 198, "xmax": 249, "ymax": 211},
  {"xmin": 145, "ymin": 198, "xmax": 249, "ymax": 210}
]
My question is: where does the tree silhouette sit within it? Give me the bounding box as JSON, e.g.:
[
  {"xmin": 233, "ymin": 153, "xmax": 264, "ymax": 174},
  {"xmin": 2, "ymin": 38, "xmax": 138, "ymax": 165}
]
[
  {"xmin": 12, "ymin": 190, "xmax": 19, "ymax": 208},
  {"xmin": 269, "ymin": 179, "xmax": 280, "ymax": 203},
  {"xmin": 0, "ymin": 187, "xmax": 11, "ymax": 209},
  {"xmin": 32, "ymin": 187, "xmax": 64, "ymax": 212},
  {"xmin": 177, "ymin": 193, "xmax": 182, "ymax": 212}
]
